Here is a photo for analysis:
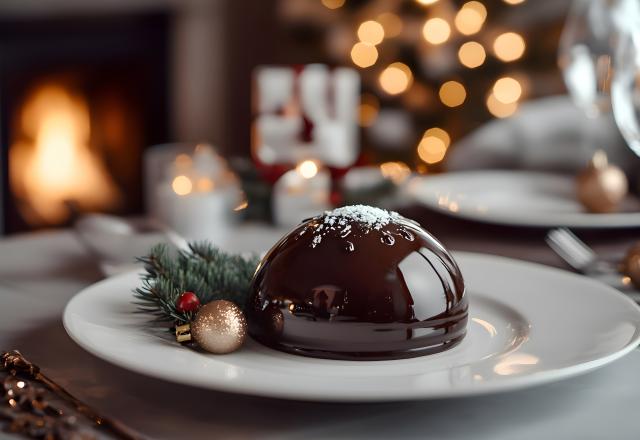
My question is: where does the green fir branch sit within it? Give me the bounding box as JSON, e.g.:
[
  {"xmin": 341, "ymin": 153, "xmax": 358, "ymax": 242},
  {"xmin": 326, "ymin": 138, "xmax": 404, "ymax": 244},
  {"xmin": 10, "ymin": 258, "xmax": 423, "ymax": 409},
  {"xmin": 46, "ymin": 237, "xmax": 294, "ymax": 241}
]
[{"xmin": 133, "ymin": 242, "xmax": 260, "ymax": 325}]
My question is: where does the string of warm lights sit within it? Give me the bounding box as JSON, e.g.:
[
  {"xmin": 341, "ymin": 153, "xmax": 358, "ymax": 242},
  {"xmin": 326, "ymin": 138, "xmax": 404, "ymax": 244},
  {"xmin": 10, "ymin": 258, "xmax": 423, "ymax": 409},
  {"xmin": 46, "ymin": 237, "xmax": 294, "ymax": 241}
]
[{"xmin": 315, "ymin": 0, "xmax": 529, "ymax": 169}]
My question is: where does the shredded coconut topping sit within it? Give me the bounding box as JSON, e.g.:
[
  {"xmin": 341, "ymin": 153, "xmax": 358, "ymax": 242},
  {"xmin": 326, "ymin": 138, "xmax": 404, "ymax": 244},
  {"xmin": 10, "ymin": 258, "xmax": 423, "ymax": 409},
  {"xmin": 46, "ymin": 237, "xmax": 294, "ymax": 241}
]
[
  {"xmin": 324, "ymin": 205, "xmax": 400, "ymax": 229},
  {"xmin": 307, "ymin": 205, "xmax": 402, "ymax": 248}
]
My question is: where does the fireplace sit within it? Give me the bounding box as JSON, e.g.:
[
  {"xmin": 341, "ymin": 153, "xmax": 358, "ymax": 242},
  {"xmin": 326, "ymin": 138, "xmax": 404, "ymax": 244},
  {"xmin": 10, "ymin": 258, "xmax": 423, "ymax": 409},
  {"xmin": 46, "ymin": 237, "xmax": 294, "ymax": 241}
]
[{"xmin": 0, "ymin": 12, "xmax": 170, "ymax": 234}]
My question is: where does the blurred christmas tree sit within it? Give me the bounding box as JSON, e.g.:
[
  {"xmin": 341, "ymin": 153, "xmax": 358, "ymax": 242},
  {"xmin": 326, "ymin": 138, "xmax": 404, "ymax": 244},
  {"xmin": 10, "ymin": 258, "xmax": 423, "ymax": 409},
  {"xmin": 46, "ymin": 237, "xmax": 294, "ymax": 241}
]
[{"xmin": 276, "ymin": 0, "xmax": 569, "ymax": 171}]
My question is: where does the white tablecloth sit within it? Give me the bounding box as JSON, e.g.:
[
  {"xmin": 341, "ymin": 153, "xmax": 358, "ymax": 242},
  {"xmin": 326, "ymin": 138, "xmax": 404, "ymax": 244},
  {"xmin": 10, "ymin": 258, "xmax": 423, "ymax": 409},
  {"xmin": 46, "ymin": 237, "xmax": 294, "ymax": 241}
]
[{"xmin": 1, "ymin": 229, "xmax": 639, "ymax": 439}]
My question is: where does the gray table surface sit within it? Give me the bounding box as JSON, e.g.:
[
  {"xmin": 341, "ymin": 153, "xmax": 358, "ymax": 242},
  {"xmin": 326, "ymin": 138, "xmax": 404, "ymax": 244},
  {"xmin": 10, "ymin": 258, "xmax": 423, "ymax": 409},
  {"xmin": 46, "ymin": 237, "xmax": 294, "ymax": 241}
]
[{"xmin": 1, "ymin": 208, "xmax": 640, "ymax": 439}]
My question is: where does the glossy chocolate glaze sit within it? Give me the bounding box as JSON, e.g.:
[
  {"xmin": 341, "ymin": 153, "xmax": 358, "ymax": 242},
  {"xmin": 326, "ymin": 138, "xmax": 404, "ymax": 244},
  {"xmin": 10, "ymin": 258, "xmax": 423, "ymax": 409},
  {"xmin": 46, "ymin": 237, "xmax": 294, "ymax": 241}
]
[{"xmin": 247, "ymin": 208, "xmax": 468, "ymax": 360}]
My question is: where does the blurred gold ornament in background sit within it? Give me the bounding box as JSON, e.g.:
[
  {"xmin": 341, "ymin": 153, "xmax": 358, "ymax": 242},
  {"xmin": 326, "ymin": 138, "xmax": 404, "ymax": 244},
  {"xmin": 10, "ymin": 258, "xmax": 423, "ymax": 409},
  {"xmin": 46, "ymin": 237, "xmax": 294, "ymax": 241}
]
[
  {"xmin": 576, "ymin": 150, "xmax": 628, "ymax": 214},
  {"xmin": 623, "ymin": 243, "xmax": 640, "ymax": 289}
]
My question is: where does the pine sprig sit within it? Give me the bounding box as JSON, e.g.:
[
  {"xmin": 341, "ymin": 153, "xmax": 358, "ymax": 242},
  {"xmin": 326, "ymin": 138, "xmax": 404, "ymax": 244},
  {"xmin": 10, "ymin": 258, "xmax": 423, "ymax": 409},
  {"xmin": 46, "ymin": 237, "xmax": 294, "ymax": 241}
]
[{"xmin": 133, "ymin": 242, "xmax": 260, "ymax": 325}]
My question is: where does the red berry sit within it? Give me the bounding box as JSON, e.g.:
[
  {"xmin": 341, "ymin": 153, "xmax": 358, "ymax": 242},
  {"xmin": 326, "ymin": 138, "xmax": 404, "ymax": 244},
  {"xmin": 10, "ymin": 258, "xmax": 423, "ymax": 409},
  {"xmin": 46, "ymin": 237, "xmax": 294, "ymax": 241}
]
[{"xmin": 176, "ymin": 292, "xmax": 200, "ymax": 313}]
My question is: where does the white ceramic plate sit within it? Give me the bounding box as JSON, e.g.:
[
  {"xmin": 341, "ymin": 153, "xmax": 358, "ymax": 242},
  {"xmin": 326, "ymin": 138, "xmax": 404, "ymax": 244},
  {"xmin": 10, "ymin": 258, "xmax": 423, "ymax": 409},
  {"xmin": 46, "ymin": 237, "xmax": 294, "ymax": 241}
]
[
  {"xmin": 407, "ymin": 171, "xmax": 640, "ymax": 228},
  {"xmin": 63, "ymin": 252, "xmax": 640, "ymax": 402}
]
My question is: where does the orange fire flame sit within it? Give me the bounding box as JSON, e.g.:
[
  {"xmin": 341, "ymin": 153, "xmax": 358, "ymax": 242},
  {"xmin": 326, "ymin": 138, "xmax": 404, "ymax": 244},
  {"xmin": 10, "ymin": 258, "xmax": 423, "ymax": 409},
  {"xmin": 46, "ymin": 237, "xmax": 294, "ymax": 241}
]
[{"xmin": 10, "ymin": 84, "xmax": 120, "ymax": 225}]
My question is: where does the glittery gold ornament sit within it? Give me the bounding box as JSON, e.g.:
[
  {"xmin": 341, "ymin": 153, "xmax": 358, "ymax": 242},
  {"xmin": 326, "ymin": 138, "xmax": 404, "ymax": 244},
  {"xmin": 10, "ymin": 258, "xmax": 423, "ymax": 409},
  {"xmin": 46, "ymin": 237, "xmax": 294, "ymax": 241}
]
[
  {"xmin": 191, "ymin": 300, "xmax": 247, "ymax": 354},
  {"xmin": 576, "ymin": 150, "xmax": 628, "ymax": 213},
  {"xmin": 623, "ymin": 242, "xmax": 640, "ymax": 288}
]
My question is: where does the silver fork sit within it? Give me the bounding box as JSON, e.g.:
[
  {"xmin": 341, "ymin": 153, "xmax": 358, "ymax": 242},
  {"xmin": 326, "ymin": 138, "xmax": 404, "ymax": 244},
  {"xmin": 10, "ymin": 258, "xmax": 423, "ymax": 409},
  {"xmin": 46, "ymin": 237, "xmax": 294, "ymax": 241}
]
[{"xmin": 545, "ymin": 228, "xmax": 640, "ymax": 302}]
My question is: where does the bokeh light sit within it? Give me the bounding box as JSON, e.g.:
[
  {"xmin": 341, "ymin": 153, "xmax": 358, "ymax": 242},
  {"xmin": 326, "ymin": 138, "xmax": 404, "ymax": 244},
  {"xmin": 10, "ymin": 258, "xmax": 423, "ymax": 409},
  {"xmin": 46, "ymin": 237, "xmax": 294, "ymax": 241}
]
[
  {"xmin": 493, "ymin": 77, "xmax": 522, "ymax": 103},
  {"xmin": 380, "ymin": 161, "xmax": 411, "ymax": 184},
  {"xmin": 379, "ymin": 62, "xmax": 413, "ymax": 95},
  {"xmin": 172, "ymin": 175, "xmax": 193, "ymax": 196},
  {"xmin": 321, "ymin": 0, "xmax": 346, "ymax": 9},
  {"xmin": 416, "ymin": 0, "xmax": 440, "ymax": 5},
  {"xmin": 493, "ymin": 32, "xmax": 526, "ymax": 62},
  {"xmin": 422, "ymin": 18, "xmax": 451, "ymax": 45},
  {"xmin": 503, "ymin": 0, "xmax": 525, "ymax": 4},
  {"xmin": 358, "ymin": 20, "xmax": 385, "ymax": 45},
  {"xmin": 351, "ymin": 42, "xmax": 378, "ymax": 68},
  {"xmin": 418, "ymin": 136, "xmax": 448, "ymax": 164},
  {"xmin": 458, "ymin": 41, "xmax": 486, "ymax": 68},
  {"xmin": 359, "ymin": 93, "xmax": 380, "ymax": 126},
  {"xmin": 454, "ymin": 2, "xmax": 487, "ymax": 36},
  {"xmin": 464, "ymin": 1, "xmax": 488, "ymax": 19},
  {"xmin": 486, "ymin": 93, "xmax": 519, "ymax": 117},
  {"xmin": 377, "ymin": 12, "xmax": 403, "ymax": 38},
  {"xmin": 423, "ymin": 127, "xmax": 451, "ymax": 147},
  {"xmin": 439, "ymin": 81, "xmax": 467, "ymax": 107}
]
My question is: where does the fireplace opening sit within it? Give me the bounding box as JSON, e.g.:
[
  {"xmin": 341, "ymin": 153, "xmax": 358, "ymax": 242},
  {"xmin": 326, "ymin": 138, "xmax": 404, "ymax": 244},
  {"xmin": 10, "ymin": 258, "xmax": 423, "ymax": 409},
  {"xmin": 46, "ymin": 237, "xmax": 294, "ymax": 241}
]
[
  {"xmin": 10, "ymin": 81, "xmax": 122, "ymax": 226},
  {"xmin": 0, "ymin": 12, "xmax": 170, "ymax": 234}
]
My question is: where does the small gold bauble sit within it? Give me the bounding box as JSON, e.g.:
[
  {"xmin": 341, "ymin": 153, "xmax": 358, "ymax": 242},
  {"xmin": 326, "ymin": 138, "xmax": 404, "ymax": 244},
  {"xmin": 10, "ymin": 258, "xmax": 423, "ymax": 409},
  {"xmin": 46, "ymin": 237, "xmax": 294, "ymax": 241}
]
[
  {"xmin": 191, "ymin": 300, "xmax": 247, "ymax": 354},
  {"xmin": 576, "ymin": 150, "xmax": 628, "ymax": 213},
  {"xmin": 623, "ymin": 243, "xmax": 640, "ymax": 288}
]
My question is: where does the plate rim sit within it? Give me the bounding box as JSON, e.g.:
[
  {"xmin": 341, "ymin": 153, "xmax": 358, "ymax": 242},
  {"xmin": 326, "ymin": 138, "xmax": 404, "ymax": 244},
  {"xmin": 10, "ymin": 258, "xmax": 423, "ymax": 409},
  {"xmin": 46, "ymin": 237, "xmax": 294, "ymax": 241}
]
[
  {"xmin": 63, "ymin": 252, "xmax": 640, "ymax": 402},
  {"xmin": 407, "ymin": 171, "xmax": 640, "ymax": 229}
]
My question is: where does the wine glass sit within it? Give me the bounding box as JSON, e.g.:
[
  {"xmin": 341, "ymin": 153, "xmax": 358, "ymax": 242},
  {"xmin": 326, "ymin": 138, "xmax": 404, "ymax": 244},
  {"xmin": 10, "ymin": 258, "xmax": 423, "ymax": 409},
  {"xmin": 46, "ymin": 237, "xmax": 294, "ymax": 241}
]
[
  {"xmin": 611, "ymin": 1, "xmax": 640, "ymax": 157},
  {"xmin": 558, "ymin": 0, "xmax": 626, "ymax": 153}
]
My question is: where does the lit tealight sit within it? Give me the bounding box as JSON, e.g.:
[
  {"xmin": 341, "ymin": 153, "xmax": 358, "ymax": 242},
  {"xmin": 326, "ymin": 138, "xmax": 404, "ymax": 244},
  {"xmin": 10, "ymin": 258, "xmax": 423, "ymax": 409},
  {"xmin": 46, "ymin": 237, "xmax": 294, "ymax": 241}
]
[
  {"xmin": 321, "ymin": 0, "xmax": 346, "ymax": 9},
  {"xmin": 172, "ymin": 175, "xmax": 193, "ymax": 196},
  {"xmin": 297, "ymin": 160, "xmax": 319, "ymax": 179},
  {"xmin": 351, "ymin": 42, "xmax": 378, "ymax": 68},
  {"xmin": 377, "ymin": 12, "xmax": 403, "ymax": 38},
  {"xmin": 493, "ymin": 77, "xmax": 522, "ymax": 104},
  {"xmin": 493, "ymin": 32, "xmax": 526, "ymax": 62},
  {"xmin": 439, "ymin": 80, "xmax": 467, "ymax": 107},
  {"xmin": 454, "ymin": 2, "xmax": 487, "ymax": 36},
  {"xmin": 418, "ymin": 136, "xmax": 448, "ymax": 164},
  {"xmin": 422, "ymin": 18, "xmax": 451, "ymax": 45},
  {"xmin": 379, "ymin": 62, "xmax": 413, "ymax": 95},
  {"xmin": 458, "ymin": 41, "xmax": 486, "ymax": 68},
  {"xmin": 486, "ymin": 93, "xmax": 518, "ymax": 118},
  {"xmin": 358, "ymin": 20, "xmax": 385, "ymax": 45}
]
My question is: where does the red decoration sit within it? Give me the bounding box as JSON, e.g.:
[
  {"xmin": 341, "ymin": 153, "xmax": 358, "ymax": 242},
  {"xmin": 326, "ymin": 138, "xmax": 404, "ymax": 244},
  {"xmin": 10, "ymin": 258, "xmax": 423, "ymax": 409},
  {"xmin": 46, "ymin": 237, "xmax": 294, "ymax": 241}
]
[{"xmin": 176, "ymin": 292, "xmax": 201, "ymax": 313}]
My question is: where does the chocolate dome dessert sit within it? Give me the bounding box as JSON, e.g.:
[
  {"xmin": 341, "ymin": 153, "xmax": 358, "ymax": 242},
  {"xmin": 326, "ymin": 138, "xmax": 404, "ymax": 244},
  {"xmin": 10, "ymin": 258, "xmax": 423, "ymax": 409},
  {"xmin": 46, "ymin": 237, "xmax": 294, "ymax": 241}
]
[{"xmin": 247, "ymin": 205, "xmax": 468, "ymax": 360}]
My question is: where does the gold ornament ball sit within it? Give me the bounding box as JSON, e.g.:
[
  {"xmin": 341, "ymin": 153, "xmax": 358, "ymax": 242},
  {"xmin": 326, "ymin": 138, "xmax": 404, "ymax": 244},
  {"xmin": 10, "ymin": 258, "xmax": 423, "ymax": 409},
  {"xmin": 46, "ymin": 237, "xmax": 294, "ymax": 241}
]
[
  {"xmin": 191, "ymin": 300, "xmax": 247, "ymax": 354},
  {"xmin": 623, "ymin": 243, "xmax": 640, "ymax": 288},
  {"xmin": 576, "ymin": 150, "xmax": 628, "ymax": 213}
]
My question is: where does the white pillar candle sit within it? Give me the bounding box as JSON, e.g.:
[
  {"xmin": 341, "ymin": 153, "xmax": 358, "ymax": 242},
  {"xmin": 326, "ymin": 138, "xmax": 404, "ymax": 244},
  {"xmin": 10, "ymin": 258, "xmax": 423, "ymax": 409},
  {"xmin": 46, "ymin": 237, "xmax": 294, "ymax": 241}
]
[
  {"xmin": 272, "ymin": 160, "xmax": 331, "ymax": 227},
  {"xmin": 155, "ymin": 181, "xmax": 240, "ymax": 245}
]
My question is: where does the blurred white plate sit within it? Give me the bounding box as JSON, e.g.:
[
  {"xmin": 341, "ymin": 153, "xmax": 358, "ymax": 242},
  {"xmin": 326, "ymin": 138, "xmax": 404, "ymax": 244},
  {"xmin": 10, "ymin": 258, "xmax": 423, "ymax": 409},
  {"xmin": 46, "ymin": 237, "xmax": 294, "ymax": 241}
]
[
  {"xmin": 407, "ymin": 171, "xmax": 640, "ymax": 228},
  {"xmin": 63, "ymin": 252, "xmax": 640, "ymax": 402}
]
